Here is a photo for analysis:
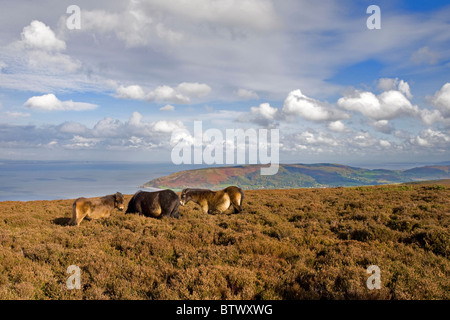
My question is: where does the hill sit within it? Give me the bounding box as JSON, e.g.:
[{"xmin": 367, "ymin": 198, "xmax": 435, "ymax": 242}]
[
  {"xmin": 141, "ymin": 163, "xmax": 450, "ymax": 190},
  {"xmin": 0, "ymin": 183, "xmax": 448, "ymax": 299}
]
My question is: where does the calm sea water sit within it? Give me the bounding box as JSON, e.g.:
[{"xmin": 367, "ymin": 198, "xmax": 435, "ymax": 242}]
[
  {"xmin": 0, "ymin": 161, "xmax": 206, "ymax": 201},
  {"xmin": 1, "ymin": 160, "xmax": 446, "ymax": 202}
]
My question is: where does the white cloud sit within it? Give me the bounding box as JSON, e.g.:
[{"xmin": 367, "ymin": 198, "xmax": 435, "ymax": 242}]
[
  {"xmin": 128, "ymin": 111, "xmax": 144, "ymax": 127},
  {"xmin": 116, "ymin": 85, "xmax": 146, "ymax": 100},
  {"xmin": 64, "ymin": 135, "xmax": 99, "ymax": 149},
  {"xmin": 236, "ymin": 88, "xmax": 259, "ymax": 100},
  {"xmin": 351, "ymin": 131, "xmax": 378, "ymax": 148},
  {"xmin": 338, "ymin": 90, "xmax": 418, "ymax": 121},
  {"xmin": 21, "ymin": 20, "xmax": 66, "ymax": 52},
  {"xmin": 377, "ymin": 78, "xmax": 398, "ymax": 91},
  {"xmin": 147, "ymin": 85, "xmax": 190, "ymax": 104},
  {"xmin": 378, "ymin": 78, "xmax": 413, "ymax": 99},
  {"xmin": 418, "ymin": 83, "xmax": 450, "ymax": 125},
  {"xmin": 419, "ymin": 109, "xmax": 446, "ymax": 126},
  {"xmin": 59, "ymin": 122, "xmax": 88, "ymax": 135},
  {"xmin": 411, "ymin": 129, "xmax": 450, "ymax": 149},
  {"xmin": 160, "ymin": 104, "xmax": 175, "ymax": 111},
  {"xmin": 15, "ymin": 20, "xmax": 81, "ymax": 73},
  {"xmin": 152, "ymin": 120, "xmax": 185, "ymax": 133},
  {"xmin": 24, "ymin": 94, "xmax": 98, "ymax": 111},
  {"xmin": 295, "ymin": 131, "xmax": 339, "ymax": 147},
  {"xmin": 176, "ymin": 82, "xmax": 211, "ymax": 98},
  {"xmin": 431, "ymin": 82, "xmax": 450, "ymax": 117},
  {"xmin": 92, "ymin": 117, "xmax": 123, "ymax": 137},
  {"xmin": 379, "ymin": 140, "xmax": 392, "ymax": 148},
  {"xmin": 116, "ymin": 82, "xmax": 211, "ymax": 104},
  {"xmin": 250, "ymin": 102, "xmax": 278, "ymax": 120},
  {"xmin": 91, "ymin": 112, "xmax": 185, "ymax": 139},
  {"xmin": 370, "ymin": 120, "xmax": 394, "ymax": 134},
  {"xmin": 0, "ymin": 20, "xmax": 83, "ymax": 92},
  {"xmin": 328, "ymin": 120, "xmax": 348, "ymax": 132},
  {"xmin": 282, "ymin": 89, "xmax": 345, "ymax": 121},
  {"xmin": 247, "ymin": 102, "xmax": 279, "ymax": 127},
  {"xmin": 398, "ymin": 80, "xmax": 413, "ymax": 100}
]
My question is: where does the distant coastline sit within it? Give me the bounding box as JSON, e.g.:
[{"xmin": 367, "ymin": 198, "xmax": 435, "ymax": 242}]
[
  {"xmin": 141, "ymin": 163, "xmax": 450, "ymax": 191},
  {"xmin": 1, "ymin": 160, "xmax": 449, "ymax": 202}
]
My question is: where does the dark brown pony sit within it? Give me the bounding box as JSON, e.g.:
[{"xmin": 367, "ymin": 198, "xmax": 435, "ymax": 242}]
[{"xmin": 126, "ymin": 189, "xmax": 180, "ymax": 218}]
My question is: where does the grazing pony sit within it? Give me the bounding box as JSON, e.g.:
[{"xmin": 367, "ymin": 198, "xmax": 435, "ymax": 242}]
[
  {"xmin": 180, "ymin": 186, "xmax": 244, "ymax": 214},
  {"xmin": 126, "ymin": 189, "xmax": 180, "ymax": 218},
  {"xmin": 69, "ymin": 192, "xmax": 124, "ymax": 226}
]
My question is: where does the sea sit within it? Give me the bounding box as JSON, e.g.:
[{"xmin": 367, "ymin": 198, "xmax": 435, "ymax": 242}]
[
  {"xmin": 1, "ymin": 160, "xmax": 447, "ymax": 202},
  {"xmin": 0, "ymin": 160, "xmax": 207, "ymax": 202}
]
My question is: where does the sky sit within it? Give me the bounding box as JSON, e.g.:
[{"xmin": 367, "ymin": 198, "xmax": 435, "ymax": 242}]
[{"xmin": 0, "ymin": 0, "xmax": 449, "ymax": 167}]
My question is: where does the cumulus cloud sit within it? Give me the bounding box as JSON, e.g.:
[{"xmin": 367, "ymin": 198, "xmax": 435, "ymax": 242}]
[
  {"xmin": 411, "ymin": 129, "xmax": 450, "ymax": 149},
  {"xmin": 153, "ymin": 120, "xmax": 185, "ymax": 133},
  {"xmin": 92, "ymin": 117, "xmax": 123, "ymax": 138},
  {"xmin": 116, "ymin": 82, "xmax": 211, "ymax": 104},
  {"xmin": 370, "ymin": 120, "xmax": 394, "ymax": 134},
  {"xmin": 417, "ymin": 83, "xmax": 450, "ymax": 126},
  {"xmin": 176, "ymin": 82, "xmax": 211, "ymax": 98},
  {"xmin": 328, "ymin": 120, "xmax": 348, "ymax": 133},
  {"xmin": 338, "ymin": 90, "xmax": 418, "ymax": 121},
  {"xmin": 351, "ymin": 131, "xmax": 379, "ymax": 148},
  {"xmin": 21, "ymin": 20, "xmax": 66, "ymax": 52},
  {"xmin": 24, "ymin": 94, "xmax": 98, "ymax": 111},
  {"xmin": 247, "ymin": 102, "xmax": 279, "ymax": 126},
  {"xmin": 282, "ymin": 89, "xmax": 346, "ymax": 122},
  {"xmin": 0, "ymin": 111, "xmax": 186, "ymax": 153},
  {"xmin": 147, "ymin": 85, "xmax": 190, "ymax": 104},
  {"xmin": 282, "ymin": 129, "xmax": 392, "ymax": 156},
  {"xmin": 419, "ymin": 109, "xmax": 446, "ymax": 126},
  {"xmin": 1, "ymin": 20, "xmax": 82, "ymax": 92},
  {"xmin": 294, "ymin": 130, "xmax": 339, "ymax": 147},
  {"xmin": 431, "ymin": 82, "xmax": 450, "ymax": 117},
  {"xmin": 58, "ymin": 122, "xmax": 89, "ymax": 135},
  {"xmin": 64, "ymin": 135, "xmax": 99, "ymax": 149},
  {"xmin": 398, "ymin": 80, "xmax": 413, "ymax": 100},
  {"xmin": 379, "ymin": 140, "xmax": 392, "ymax": 148},
  {"xmin": 377, "ymin": 78, "xmax": 412, "ymax": 99},
  {"xmin": 91, "ymin": 111, "xmax": 185, "ymax": 139},
  {"xmin": 116, "ymin": 85, "xmax": 146, "ymax": 100},
  {"xmin": 377, "ymin": 78, "xmax": 398, "ymax": 92}
]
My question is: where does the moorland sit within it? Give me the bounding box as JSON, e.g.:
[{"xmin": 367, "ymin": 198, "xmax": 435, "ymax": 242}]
[{"xmin": 0, "ymin": 182, "xmax": 448, "ymax": 299}]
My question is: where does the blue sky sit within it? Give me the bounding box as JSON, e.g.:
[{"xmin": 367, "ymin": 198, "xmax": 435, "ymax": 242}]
[{"xmin": 0, "ymin": 0, "xmax": 449, "ymax": 167}]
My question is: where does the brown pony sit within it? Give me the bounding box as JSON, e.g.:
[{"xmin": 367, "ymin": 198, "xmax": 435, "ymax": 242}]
[
  {"xmin": 180, "ymin": 186, "xmax": 244, "ymax": 214},
  {"xmin": 69, "ymin": 192, "xmax": 124, "ymax": 226}
]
